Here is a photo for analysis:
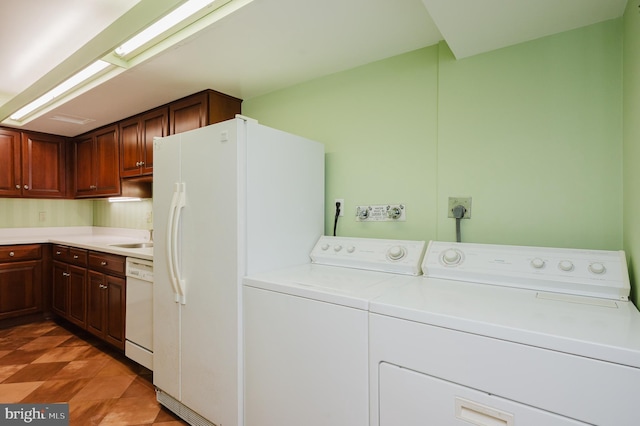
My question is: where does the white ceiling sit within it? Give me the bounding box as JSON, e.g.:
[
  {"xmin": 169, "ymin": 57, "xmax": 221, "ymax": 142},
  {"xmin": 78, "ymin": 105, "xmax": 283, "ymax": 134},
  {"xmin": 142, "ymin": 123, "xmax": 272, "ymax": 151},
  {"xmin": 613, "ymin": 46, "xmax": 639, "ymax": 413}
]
[{"xmin": 0, "ymin": 0, "xmax": 628, "ymax": 137}]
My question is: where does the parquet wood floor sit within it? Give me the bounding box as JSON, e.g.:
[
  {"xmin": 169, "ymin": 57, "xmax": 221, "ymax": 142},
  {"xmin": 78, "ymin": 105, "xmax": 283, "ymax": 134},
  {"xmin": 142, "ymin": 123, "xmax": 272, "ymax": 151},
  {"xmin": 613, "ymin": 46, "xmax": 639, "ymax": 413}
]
[{"xmin": 0, "ymin": 319, "xmax": 188, "ymax": 425}]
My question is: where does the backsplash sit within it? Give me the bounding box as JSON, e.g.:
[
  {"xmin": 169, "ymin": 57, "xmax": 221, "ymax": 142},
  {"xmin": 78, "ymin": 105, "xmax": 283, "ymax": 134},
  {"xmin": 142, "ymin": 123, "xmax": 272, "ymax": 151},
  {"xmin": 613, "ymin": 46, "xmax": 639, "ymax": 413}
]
[
  {"xmin": 0, "ymin": 199, "xmax": 93, "ymax": 228},
  {"xmin": 93, "ymin": 199, "xmax": 153, "ymax": 230},
  {"xmin": 0, "ymin": 198, "xmax": 152, "ymax": 230}
]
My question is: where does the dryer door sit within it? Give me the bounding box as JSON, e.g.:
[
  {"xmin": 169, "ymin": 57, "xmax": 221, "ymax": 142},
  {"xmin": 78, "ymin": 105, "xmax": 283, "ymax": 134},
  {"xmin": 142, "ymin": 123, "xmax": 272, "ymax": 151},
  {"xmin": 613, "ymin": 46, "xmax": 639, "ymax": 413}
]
[{"xmin": 379, "ymin": 362, "xmax": 588, "ymax": 426}]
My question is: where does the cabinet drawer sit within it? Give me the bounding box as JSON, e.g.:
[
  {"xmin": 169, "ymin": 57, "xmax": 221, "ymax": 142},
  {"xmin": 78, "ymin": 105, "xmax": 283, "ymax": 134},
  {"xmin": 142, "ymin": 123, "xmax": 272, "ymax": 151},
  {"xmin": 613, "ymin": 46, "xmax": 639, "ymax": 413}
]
[
  {"xmin": 0, "ymin": 244, "xmax": 42, "ymax": 262},
  {"xmin": 89, "ymin": 251, "xmax": 125, "ymax": 277},
  {"xmin": 52, "ymin": 245, "xmax": 88, "ymax": 266}
]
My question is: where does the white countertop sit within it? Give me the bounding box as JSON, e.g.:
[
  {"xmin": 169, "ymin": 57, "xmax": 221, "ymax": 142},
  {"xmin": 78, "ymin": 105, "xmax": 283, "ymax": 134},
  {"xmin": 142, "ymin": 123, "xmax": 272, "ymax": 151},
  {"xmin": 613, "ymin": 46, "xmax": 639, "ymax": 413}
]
[{"xmin": 0, "ymin": 227, "xmax": 153, "ymax": 261}]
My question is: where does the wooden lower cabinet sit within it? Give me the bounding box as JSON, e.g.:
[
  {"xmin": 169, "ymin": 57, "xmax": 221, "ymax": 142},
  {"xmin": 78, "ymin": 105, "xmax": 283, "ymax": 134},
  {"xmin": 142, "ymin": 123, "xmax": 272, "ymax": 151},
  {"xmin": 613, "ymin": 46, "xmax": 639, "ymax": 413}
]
[
  {"xmin": 51, "ymin": 246, "xmax": 126, "ymax": 350},
  {"xmin": 0, "ymin": 244, "xmax": 43, "ymax": 321},
  {"xmin": 52, "ymin": 261, "xmax": 87, "ymax": 328},
  {"xmin": 87, "ymin": 271, "xmax": 126, "ymax": 350}
]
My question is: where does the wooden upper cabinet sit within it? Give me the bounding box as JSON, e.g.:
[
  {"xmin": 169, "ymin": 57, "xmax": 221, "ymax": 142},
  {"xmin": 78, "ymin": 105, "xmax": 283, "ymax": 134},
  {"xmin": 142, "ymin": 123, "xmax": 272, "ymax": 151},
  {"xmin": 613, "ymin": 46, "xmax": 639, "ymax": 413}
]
[
  {"xmin": 0, "ymin": 128, "xmax": 66, "ymax": 198},
  {"xmin": 73, "ymin": 125, "xmax": 120, "ymax": 198},
  {"xmin": 119, "ymin": 107, "xmax": 167, "ymax": 178},
  {"xmin": 169, "ymin": 89, "xmax": 242, "ymax": 135},
  {"xmin": 0, "ymin": 128, "xmax": 21, "ymax": 197},
  {"xmin": 21, "ymin": 132, "xmax": 67, "ymax": 198}
]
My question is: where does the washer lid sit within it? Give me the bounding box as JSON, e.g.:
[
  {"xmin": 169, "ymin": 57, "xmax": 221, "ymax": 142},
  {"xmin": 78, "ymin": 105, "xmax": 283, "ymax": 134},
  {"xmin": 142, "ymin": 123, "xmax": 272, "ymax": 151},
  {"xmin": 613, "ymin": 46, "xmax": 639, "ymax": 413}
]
[
  {"xmin": 370, "ymin": 277, "xmax": 640, "ymax": 369},
  {"xmin": 423, "ymin": 241, "xmax": 631, "ymax": 301},
  {"xmin": 243, "ymin": 263, "xmax": 407, "ymax": 309}
]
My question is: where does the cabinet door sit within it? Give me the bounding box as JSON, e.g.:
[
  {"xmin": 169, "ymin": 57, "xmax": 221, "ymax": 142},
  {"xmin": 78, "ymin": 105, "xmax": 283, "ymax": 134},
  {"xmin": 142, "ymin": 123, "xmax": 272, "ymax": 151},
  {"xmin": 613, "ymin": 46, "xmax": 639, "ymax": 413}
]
[
  {"xmin": 119, "ymin": 117, "xmax": 142, "ymax": 178},
  {"xmin": 21, "ymin": 132, "xmax": 66, "ymax": 198},
  {"xmin": 87, "ymin": 270, "xmax": 105, "ymax": 337},
  {"xmin": 104, "ymin": 274, "xmax": 126, "ymax": 350},
  {"xmin": 67, "ymin": 264, "xmax": 87, "ymax": 328},
  {"xmin": 169, "ymin": 92, "xmax": 208, "ymax": 134},
  {"xmin": 0, "ymin": 260, "xmax": 42, "ymax": 320},
  {"xmin": 52, "ymin": 261, "xmax": 69, "ymax": 318},
  {"xmin": 140, "ymin": 108, "xmax": 167, "ymax": 175},
  {"xmin": 73, "ymin": 136, "xmax": 95, "ymax": 197},
  {"xmin": 93, "ymin": 126, "xmax": 120, "ymax": 196},
  {"xmin": 0, "ymin": 128, "xmax": 21, "ymax": 197}
]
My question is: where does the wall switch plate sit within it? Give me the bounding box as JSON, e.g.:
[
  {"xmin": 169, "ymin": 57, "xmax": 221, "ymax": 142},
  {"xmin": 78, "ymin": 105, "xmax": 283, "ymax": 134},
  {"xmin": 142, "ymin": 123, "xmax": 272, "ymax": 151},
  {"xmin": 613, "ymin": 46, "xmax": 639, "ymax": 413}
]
[
  {"xmin": 335, "ymin": 199, "xmax": 344, "ymax": 216},
  {"xmin": 356, "ymin": 204, "xmax": 406, "ymax": 222},
  {"xmin": 448, "ymin": 197, "xmax": 471, "ymax": 219}
]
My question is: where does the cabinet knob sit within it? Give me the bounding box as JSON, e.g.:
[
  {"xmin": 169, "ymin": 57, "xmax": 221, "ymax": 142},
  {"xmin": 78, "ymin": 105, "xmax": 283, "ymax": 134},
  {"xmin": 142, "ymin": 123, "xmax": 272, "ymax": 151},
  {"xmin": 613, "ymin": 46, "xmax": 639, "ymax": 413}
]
[
  {"xmin": 101, "ymin": 261, "xmax": 107, "ymax": 266},
  {"xmin": 63, "ymin": 272, "xmax": 70, "ymax": 277},
  {"xmin": 90, "ymin": 185, "xmax": 97, "ymax": 190},
  {"xmin": 73, "ymin": 255, "xmax": 79, "ymax": 259},
  {"xmin": 15, "ymin": 185, "xmax": 20, "ymax": 189},
  {"xmin": 56, "ymin": 251, "xmax": 62, "ymax": 255},
  {"xmin": 100, "ymin": 284, "xmax": 108, "ymax": 290},
  {"xmin": 9, "ymin": 251, "xmax": 14, "ymax": 257},
  {"xmin": 24, "ymin": 185, "xmax": 29, "ymax": 190}
]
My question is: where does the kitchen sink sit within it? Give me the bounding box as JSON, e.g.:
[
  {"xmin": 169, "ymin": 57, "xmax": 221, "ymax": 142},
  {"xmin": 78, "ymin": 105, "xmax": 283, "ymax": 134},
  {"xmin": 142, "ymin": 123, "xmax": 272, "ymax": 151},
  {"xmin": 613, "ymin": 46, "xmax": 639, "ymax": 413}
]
[{"xmin": 110, "ymin": 242, "xmax": 154, "ymax": 249}]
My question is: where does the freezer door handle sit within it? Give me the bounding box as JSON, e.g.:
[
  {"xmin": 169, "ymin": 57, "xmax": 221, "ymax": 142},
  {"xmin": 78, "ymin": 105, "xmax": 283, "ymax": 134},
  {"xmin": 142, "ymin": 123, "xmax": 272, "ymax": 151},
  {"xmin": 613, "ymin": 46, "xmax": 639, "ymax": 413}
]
[
  {"xmin": 173, "ymin": 182, "xmax": 187, "ymax": 304},
  {"xmin": 166, "ymin": 182, "xmax": 183, "ymax": 303}
]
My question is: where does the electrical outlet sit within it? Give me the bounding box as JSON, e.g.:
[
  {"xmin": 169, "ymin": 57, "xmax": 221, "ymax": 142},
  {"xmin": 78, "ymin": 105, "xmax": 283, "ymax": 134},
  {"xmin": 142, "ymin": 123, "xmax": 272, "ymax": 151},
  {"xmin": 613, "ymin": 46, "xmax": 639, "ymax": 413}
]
[
  {"xmin": 448, "ymin": 197, "xmax": 472, "ymax": 219},
  {"xmin": 335, "ymin": 199, "xmax": 344, "ymax": 216}
]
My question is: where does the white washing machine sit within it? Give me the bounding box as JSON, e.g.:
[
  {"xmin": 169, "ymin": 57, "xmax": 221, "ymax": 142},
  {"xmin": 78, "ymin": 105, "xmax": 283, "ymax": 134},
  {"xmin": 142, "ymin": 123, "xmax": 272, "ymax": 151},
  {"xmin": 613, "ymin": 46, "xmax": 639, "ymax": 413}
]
[
  {"xmin": 243, "ymin": 235, "xmax": 426, "ymax": 426},
  {"xmin": 369, "ymin": 241, "xmax": 640, "ymax": 426}
]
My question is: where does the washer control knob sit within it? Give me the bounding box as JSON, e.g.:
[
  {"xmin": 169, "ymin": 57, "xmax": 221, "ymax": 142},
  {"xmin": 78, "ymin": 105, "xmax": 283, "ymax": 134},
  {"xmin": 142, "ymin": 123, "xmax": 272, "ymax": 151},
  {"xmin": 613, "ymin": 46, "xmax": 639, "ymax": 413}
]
[
  {"xmin": 321, "ymin": 244, "xmax": 330, "ymax": 251},
  {"xmin": 442, "ymin": 249, "xmax": 462, "ymax": 265},
  {"xmin": 530, "ymin": 258, "xmax": 545, "ymax": 269},
  {"xmin": 347, "ymin": 246, "xmax": 356, "ymax": 253},
  {"xmin": 333, "ymin": 245, "xmax": 343, "ymax": 252},
  {"xmin": 589, "ymin": 262, "xmax": 606, "ymax": 274},
  {"xmin": 558, "ymin": 260, "xmax": 574, "ymax": 272},
  {"xmin": 387, "ymin": 245, "xmax": 406, "ymax": 261}
]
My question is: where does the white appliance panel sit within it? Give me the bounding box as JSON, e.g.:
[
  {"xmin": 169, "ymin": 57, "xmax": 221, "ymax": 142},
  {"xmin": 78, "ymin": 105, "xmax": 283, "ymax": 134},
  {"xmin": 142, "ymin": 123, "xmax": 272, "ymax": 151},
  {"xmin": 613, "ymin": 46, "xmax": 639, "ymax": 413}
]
[
  {"xmin": 153, "ymin": 117, "xmax": 324, "ymax": 426},
  {"xmin": 244, "ymin": 286, "xmax": 369, "ymax": 426},
  {"xmin": 369, "ymin": 241, "xmax": 640, "ymax": 426},
  {"xmin": 153, "ymin": 131, "xmax": 182, "ymax": 400},
  {"xmin": 243, "ymin": 236, "xmax": 427, "ymax": 426},
  {"xmin": 245, "ymin": 122, "xmax": 325, "ymax": 275},
  {"xmin": 125, "ymin": 257, "xmax": 154, "ymax": 370},
  {"xmin": 178, "ymin": 121, "xmax": 241, "ymax": 424},
  {"xmin": 379, "ymin": 363, "xmax": 588, "ymax": 426},
  {"xmin": 369, "ymin": 313, "xmax": 640, "ymax": 426}
]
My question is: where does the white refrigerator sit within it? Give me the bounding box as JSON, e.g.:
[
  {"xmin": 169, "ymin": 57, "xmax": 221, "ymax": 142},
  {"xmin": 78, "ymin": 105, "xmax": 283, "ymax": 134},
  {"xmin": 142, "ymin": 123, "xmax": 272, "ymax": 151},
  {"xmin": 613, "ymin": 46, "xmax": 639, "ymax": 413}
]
[{"xmin": 152, "ymin": 116, "xmax": 324, "ymax": 426}]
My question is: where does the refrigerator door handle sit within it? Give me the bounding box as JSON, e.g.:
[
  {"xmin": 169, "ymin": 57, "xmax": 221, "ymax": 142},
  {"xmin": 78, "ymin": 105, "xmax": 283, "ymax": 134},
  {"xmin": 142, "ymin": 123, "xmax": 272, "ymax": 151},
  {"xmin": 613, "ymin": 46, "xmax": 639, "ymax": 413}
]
[
  {"xmin": 173, "ymin": 183, "xmax": 187, "ymax": 305},
  {"xmin": 166, "ymin": 183, "xmax": 181, "ymax": 303}
]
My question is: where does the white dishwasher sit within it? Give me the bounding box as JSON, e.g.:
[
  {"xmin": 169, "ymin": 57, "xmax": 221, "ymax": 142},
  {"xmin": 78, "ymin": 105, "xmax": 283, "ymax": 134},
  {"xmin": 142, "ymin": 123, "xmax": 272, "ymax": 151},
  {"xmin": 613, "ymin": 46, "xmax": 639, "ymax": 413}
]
[{"xmin": 125, "ymin": 257, "xmax": 154, "ymax": 370}]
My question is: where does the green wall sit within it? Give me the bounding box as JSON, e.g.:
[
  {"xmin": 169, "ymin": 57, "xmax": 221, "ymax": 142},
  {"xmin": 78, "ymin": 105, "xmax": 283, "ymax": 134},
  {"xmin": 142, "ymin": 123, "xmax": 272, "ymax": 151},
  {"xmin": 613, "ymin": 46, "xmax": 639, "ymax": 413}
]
[
  {"xmin": 243, "ymin": 19, "xmax": 624, "ymax": 251},
  {"xmin": 623, "ymin": 1, "xmax": 640, "ymax": 306}
]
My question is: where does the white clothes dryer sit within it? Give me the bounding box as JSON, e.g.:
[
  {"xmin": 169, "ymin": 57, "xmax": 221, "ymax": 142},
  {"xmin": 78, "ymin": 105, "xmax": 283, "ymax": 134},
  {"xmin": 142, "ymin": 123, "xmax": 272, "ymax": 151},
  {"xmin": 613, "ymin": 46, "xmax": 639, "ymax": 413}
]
[
  {"xmin": 243, "ymin": 236, "xmax": 426, "ymax": 426},
  {"xmin": 369, "ymin": 241, "xmax": 640, "ymax": 426}
]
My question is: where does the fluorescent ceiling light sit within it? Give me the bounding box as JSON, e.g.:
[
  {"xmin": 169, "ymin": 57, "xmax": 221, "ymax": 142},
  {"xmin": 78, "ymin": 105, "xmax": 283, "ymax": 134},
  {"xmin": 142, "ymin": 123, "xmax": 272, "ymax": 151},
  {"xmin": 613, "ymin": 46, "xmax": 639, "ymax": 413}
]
[
  {"xmin": 10, "ymin": 60, "xmax": 110, "ymax": 121},
  {"xmin": 115, "ymin": 0, "xmax": 215, "ymax": 57}
]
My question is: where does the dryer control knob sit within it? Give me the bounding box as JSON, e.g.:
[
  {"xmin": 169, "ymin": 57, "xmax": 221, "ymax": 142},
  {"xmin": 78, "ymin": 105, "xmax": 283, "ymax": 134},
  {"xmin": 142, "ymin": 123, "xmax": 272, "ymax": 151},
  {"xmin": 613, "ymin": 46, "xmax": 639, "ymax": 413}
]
[
  {"xmin": 333, "ymin": 245, "xmax": 343, "ymax": 252},
  {"xmin": 442, "ymin": 249, "xmax": 462, "ymax": 265},
  {"xmin": 558, "ymin": 260, "xmax": 574, "ymax": 272},
  {"xmin": 321, "ymin": 244, "xmax": 330, "ymax": 251},
  {"xmin": 387, "ymin": 245, "xmax": 406, "ymax": 261},
  {"xmin": 347, "ymin": 246, "xmax": 356, "ymax": 253},
  {"xmin": 531, "ymin": 258, "xmax": 545, "ymax": 269},
  {"xmin": 589, "ymin": 262, "xmax": 606, "ymax": 274}
]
